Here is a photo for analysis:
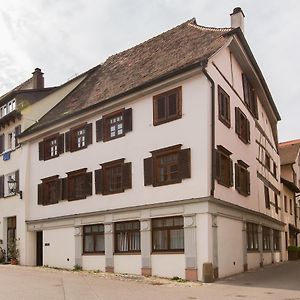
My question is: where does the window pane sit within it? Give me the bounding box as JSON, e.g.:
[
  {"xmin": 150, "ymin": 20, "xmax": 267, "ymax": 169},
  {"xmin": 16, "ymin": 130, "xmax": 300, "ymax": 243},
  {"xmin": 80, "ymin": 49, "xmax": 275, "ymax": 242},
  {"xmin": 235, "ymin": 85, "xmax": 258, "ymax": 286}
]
[
  {"xmin": 170, "ymin": 229, "xmax": 184, "ymax": 249},
  {"xmin": 157, "ymin": 97, "xmax": 166, "ymax": 119},
  {"xmin": 168, "ymin": 93, "xmax": 177, "ymax": 116},
  {"xmin": 153, "ymin": 230, "xmax": 168, "ymax": 250},
  {"xmin": 95, "ymin": 234, "xmax": 105, "ymax": 252},
  {"xmin": 84, "ymin": 235, "xmax": 94, "ymax": 252}
]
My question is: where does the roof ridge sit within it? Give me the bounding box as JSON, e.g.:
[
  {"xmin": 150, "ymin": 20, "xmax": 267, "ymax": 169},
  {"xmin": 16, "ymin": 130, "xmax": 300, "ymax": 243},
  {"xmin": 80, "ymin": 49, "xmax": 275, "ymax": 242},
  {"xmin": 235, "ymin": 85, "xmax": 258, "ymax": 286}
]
[{"xmin": 188, "ymin": 22, "xmax": 232, "ymax": 32}]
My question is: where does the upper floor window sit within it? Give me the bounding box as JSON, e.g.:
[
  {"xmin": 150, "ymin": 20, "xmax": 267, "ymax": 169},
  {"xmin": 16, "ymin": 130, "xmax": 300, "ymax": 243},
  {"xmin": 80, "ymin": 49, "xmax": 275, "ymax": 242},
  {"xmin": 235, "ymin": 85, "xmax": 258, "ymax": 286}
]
[
  {"xmin": 0, "ymin": 100, "xmax": 16, "ymax": 118},
  {"xmin": 290, "ymin": 198, "xmax": 293, "ymax": 215},
  {"xmin": 65, "ymin": 123, "xmax": 92, "ymax": 152},
  {"xmin": 83, "ymin": 224, "xmax": 104, "ymax": 254},
  {"xmin": 0, "ymin": 170, "xmax": 19, "ymax": 198},
  {"xmin": 153, "ymin": 87, "xmax": 182, "ymax": 126},
  {"xmin": 38, "ymin": 175, "xmax": 62, "ymax": 206},
  {"xmin": 115, "ymin": 221, "xmax": 140, "ymax": 253},
  {"xmin": 265, "ymin": 153, "xmax": 271, "ymax": 171},
  {"xmin": 284, "ymin": 195, "xmax": 288, "ymax": 212},
  {"xmin": 246, "ymin": 222, "xmax": 259, "ymax": 251},
  {"xmin": 65, "ymin": 168, "xmax": 92, "ymax": 201},
  {"xmin": 215, "ymin": 145, "xmax": 233, "ymax": 188},
  {"xmin": 273, "ymin": 162, "xmax": 277, "ymax": 179},
  {"xmin": 218, "ymin": 86, "xmax": 230, "ymax": 128},
  {"xmin": 235, "ymin": 160, "xmax": 250, "ymax": 196},
  {"xmin": 144, "ymin": 144, "xmax": 190, "ymax": 187},
  {"xmin": 264, "ymin": 186, "xmax": 270, "ymax": 209},
  {"xmin": 274, "ymin": 192, "xmax": 279, "ymax": 214},
  {"xmin": 242, "ymin": 74, "xmax": 258, "ymax": 118},
  {"xmin": 39, "ymin": 133, "xmax": 64, "ymax": 161},
  {"xmin": 235, "ymin": 107, "xmax": 250, "ymax": 144},
  {"xmin": 96, "ymin": 108, "xmax": 132, "ymax": 142},
  {"xmin": 152, "ymin": 216, "xmax": 184, "ymax": 252},
  {"xmin": 95, "ymin": 159, "xmax": 132, "ymax": 195}
]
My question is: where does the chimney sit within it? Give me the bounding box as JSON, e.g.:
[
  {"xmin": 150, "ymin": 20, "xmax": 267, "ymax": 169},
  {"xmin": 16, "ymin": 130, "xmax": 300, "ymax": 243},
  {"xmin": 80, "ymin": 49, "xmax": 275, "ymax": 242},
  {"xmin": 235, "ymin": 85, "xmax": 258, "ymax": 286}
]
[
  {"xmin": 32, "ymin": 68, "xmax": 44, "ymax": 89},
  {"xmin": 230, "ymin": 7, "xmax": 245, "ymax": 33}
]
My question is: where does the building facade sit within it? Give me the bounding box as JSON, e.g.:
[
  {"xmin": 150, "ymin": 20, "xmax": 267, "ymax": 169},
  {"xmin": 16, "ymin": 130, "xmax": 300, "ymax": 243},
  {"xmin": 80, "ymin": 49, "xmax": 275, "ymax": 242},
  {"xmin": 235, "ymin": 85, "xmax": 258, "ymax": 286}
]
[{"xmin": 15, "ymin": 8, "xmax": 287, "ymax": 281}]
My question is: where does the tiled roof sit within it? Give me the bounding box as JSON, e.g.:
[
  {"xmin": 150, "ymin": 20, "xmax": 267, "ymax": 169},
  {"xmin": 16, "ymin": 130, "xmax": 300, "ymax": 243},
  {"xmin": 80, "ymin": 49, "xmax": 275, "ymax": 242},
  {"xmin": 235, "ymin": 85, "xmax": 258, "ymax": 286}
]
[
  {"xmin": 24, "ymin": 19, "xmax": 232, "ymax": 134},
  {"xmin": 279, "ymin": 140, "xmax": 300, "ymax": 165}
]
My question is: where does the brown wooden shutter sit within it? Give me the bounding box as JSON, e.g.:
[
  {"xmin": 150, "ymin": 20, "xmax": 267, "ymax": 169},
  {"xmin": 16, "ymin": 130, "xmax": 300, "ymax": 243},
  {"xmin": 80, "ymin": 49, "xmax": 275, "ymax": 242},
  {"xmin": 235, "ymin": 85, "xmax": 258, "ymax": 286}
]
[
  {"xmin": 215, "ymin": 150, "xmax": 220, "ymax": 181},
  {"xmin": 235, "ymin": 164, "xmax": 240, "ymax": 191},
  {"xmin": 15, "ymin": 125, "xmax": 21, "ymax": 147},
  {"xmin": 85, "ymin": 123, "xmax": 93, "ymax": 146},
  {"xmin": 0, "ymin": 175, "xmax": 4, "ymax": 198},
  {"xmin": 235, "ymin": 108, "xmax": 241, "ymax": 135},
  {"xmin": 86, "ymin": 172, "xmax": 92, "ymax": 196},
  {"xmin": 54, "ymin": 179, "xmax": 62, "ymax": 203},
  {"xmin": 37, "ymin": 183, "xmax": 43, "ymax": 205},
  {"xmin": 15, "ymin": 170, "xmax": 19, "ymax": 193},
  {"xmin": 38, "ymin": 141, "xmax": 45, "ymax": 160},
  {"xmin": 96, "ymin": 119, "xmax": 103, "ymax": 142},
  {"xmin": 122, "ymin": 162, "xmax": 132, "ymax": 190},
  {"xmin": 124, "ymin": 108, "xmax": 132, "ymax": 133},
  {"xmin": 62, "ymin": 177, "xmax": 68, "ymax": 200},
  {"xmin": 246, "ymin": 119, "xmax": 250, "ymax": 143},
  {"xmin": 95, "ymin": 169, "xmax": 103, "ymax": 194},
  {"xmin": 58, "ymin": 134, "xmax": 64, "ymax": 154},
  {"xmin": 246, "ymin": 170, "xmax": 250, "ymax": 195},
  {"xmin": 0, "ymin": 134, "xmax": 4, "ymax": 153},
  {"xmin": 178, "ymin": 148, "xmax": 191, "ymax": 179},
  {"xmin": 229, "ymin": 159, "xmax": 234, "ymax": 187},
  {"xmin": 144, "ymin": 157, "xmax": 153, "ymax": 186},
  {"xmin": 65, "ymin": 131, "xmax": 70, "ymax": 152}
]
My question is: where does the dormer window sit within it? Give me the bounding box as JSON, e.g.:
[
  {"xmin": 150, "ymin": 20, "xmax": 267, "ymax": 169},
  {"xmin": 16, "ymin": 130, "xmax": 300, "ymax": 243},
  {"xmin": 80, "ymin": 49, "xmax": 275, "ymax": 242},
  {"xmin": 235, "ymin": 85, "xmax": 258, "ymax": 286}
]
[{"xmin": 0, "ymin": 99, "xmax": 16, "ymax": 118}]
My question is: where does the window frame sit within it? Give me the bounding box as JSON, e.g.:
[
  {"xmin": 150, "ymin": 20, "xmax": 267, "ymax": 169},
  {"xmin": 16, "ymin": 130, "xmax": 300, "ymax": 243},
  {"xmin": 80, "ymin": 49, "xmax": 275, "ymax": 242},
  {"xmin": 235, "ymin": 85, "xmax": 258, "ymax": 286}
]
[
  {"xmin": 102, "ymin": 159, "xmax": 125, "ymax": 195},
  {"xmin": 273, "ymin": 229, "xmax": 280, "ymax": 251},
  {"xmin": 274, "ymin": 192, "xmax": 279, "ymax": 214},
  {"xmin": 242, "ymin": 74, "xmax": 258, "ymax": 119},
  {"xmin": 153, "ymin": 87, "xmax": 182, "ymax": 126},
  {"xmin": 262, "ymin": 226, "xmax": 271, "ymax": 251},
  {"xmin": 103, "ymin": 109, "xmax": 125, "ymax": 142},
  {"xmin": 66, "ymin": 123, "xmax": 92, "ymax": 153},
  {"xmin": 264, "ymin": 185, "xmax": 270, "ymax": 209},
  {"xmin": 114, "ymin": 220, "xmax": 141, "ymax": 254},
  {"xmin": 83, "ymin": 224, "xmax": 105, "ymax": 254},
  {"xmin": 235, "ymin": 160, "xmax": 250, "ymax": 196},
  {"xmin": 246, "ymin": 222, "xmax": 259, "ymax": 251},
  {"xmin": 44, "ymin": 134, "xmax": 59, "ymax": 160},
  {"xmin": 265, "ymin": 153, "xmax": 271, "ymax": 171},
  {"xmin": 235, "ymin": 107, "xmax": 250, "ymax": 144},
  {"xmin": 66, "ymin": 168, "xmax": 91, "ymax": 201},
  {"xmin": 218, "ymin": 86, "xmax": 230, "ymax": 128},
  {"xmin": 151, "ymin": 216, "xmax": 184, "ymax": 253},
  {"xmin": 215, "ymin": 145, "xmax": 233, "ymax": 188}
]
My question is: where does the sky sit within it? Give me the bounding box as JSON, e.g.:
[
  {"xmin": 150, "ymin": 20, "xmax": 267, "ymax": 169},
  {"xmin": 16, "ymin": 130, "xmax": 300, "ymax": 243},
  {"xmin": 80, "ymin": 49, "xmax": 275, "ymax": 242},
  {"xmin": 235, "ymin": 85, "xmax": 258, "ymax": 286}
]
[{"xmin": 0, "ymin": 0, "xmax": 299, "ymax": 142}]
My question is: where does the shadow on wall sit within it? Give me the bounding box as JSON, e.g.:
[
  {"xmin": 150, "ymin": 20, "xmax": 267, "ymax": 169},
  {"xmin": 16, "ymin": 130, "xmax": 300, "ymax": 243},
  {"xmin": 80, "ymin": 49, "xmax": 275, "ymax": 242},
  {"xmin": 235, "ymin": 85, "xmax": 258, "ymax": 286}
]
[{"xmin": 216, "ymin": 261, "xmax": 300, "ymax": 291}]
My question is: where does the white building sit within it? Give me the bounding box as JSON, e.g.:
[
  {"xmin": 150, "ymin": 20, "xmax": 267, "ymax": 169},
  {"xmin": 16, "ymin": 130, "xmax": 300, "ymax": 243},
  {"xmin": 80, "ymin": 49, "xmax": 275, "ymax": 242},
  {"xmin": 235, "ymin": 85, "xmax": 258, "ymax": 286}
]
[{"xmin": 16, "ymin": 8, "xmax": 285, "ymax": 281}]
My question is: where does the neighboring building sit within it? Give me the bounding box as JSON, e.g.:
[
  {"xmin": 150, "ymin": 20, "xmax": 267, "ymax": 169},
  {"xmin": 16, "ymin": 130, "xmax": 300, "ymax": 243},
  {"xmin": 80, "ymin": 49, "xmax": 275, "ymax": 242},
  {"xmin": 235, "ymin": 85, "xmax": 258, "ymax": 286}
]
[
  {"xmin": 279, "ymin": 139, "xmax": 300, "ymax": 252},
  {"xmin": 17, "ymin": 8, "xmax": 285, "ymax": 281},
  {"xmin": 0, "ymin": 68, "xmax": 91, "ymax": 264}
]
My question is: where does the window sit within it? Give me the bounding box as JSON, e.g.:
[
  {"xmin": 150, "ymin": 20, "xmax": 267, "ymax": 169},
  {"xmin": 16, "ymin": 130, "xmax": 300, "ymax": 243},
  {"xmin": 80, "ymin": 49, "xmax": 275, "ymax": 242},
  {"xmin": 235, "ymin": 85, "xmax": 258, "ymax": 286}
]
[
  {"xmin": 96, "ymin": 108, "xmax": 132, "ymax": 142},
  {"xmin": 152, "ymin": 216, "xmax": 184, "ymax": 252},
  {"xmin": 153, "ymin": 87, "xmax": 182, "ymax": 126},
  {"xmin": 83, "ymin": 224, "xmax": 104, "ymax": 254},
  {"xmin": 262, "ymin": 226, "xmax": 271, "ymax": 251},
  {"xmin": 273, "ymin": 162, "xmax": 277, "ymax": 179},
  {"xmin": 115, "ymin": 221, "xmax": 140, "ymax": 253},
  {"xmin": 39, "ymin": 133, "xmax": 64, "ymax": 161},
  {"xmin": 215, "ymin": 146, "xmax": 233, "ymax": 187},
  {"xmin": 4, "ymin": 172, "xmax": 17, "ymax": 197},
  {"xmin": 218, "ymin": 86, "xmax": 230, "ymax": 127},
  {"xmin": 273, "ymin": 230, "xmax": 280, "ymax": 251},
  {"xmin": 284, "ymin": 195, "xmax": 288, "ymax": 212},
  {"xmin": 265, "ymin": 153, "xmax": 271, "ymax": 171},
  {"xmin": 274, "ymin": 193, "xmax": 279, "ymax": 214},
  {"xmin": 38, "ymin": 175, "xmax": 62, "ymax": 206},
  {"xmin": 95, "ymin": 159, "xmax": 132, "ymax": 195},
  {"xmin": 7, "ymin": 132, "xmax": 15, "ymax": 150},
  {"xmin": 264, "ymin": 186, "xmax": 270, "ymax": 209},
  {"xmin": 65, "ymin": 123, "xmax": 92, "ymax": 152},
  {"xmin": 290, "ymin": 198, "xmax": 293, "ymax": 215},
  {"xmin": 235, "ymin": 160, "xmax": 250, "ymax": 196},
  {"xmin": 235, "ymin": 107, "xmax": 250, "ymax": 144},
  {"xmin": 242, "ymin": 74, "xmax": 258, "ymax": 118},
  {"xmin": 246, "ymin": 222, "xmax": 259, "ymax": 251},
  {"xmin": 65, "ymin": 168, "xmax": 92, "ymax": 201},
  {"xmin": 144, "ymin": 144, "xmax": 191, "ymax": 187}
]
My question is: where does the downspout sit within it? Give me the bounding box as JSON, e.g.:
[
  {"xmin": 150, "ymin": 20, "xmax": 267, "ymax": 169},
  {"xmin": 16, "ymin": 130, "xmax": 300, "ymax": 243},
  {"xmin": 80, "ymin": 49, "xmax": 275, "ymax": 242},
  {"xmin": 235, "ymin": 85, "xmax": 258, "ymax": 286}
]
[{"xmin": 203, "ymin": 68, "xmax": 215, "ymax": 197}]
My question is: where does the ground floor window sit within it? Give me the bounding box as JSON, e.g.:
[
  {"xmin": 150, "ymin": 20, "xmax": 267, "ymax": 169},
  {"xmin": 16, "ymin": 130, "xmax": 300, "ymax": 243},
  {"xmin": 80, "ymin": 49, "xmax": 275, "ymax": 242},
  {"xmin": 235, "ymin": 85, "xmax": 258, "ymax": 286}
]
[
  {"xmin": 83, "ymin": 224, "xmax": 104, "ymax": 254},
  {"xmin": 152, "ymin": 216, "xmax": 184, "ymax": 252},
  {"xmin": 246, "ymin": 222, "xmax": 259, "ymax": 251},
  {"xmin": 273, "ymin": 229, "xmax": 280, "ymax": 251},
  {"xmin": 115, "ymin": 221, "xmax": 140, "ymax": 253},
  {"xmin": 262, "ymin": 226, "xmax": 271, "ymax": 251}
]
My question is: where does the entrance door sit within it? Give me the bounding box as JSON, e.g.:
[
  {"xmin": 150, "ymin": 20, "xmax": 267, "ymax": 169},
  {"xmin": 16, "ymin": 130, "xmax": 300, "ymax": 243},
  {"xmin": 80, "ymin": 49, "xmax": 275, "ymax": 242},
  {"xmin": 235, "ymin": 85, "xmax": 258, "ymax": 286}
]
[
  {"xmin": 7, "ymin": 217, "xmax": 16, "ymax": 260},
  {"xmin": 36, "ymin": 231, "xmax": 43, "ymax": 266}
]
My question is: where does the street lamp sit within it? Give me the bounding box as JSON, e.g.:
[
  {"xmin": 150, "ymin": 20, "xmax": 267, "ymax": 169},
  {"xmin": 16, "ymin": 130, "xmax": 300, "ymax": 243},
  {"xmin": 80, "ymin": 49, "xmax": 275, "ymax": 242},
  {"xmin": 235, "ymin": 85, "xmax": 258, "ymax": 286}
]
[{"xmin": 7, "ymin": 176, "xmax": 22, "ymax": 199}]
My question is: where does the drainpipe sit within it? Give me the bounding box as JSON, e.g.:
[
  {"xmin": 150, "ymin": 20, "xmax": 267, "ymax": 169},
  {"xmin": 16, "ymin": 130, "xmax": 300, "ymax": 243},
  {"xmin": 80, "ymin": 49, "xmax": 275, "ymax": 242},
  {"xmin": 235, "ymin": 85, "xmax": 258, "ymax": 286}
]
[{"xmin": 203, "ymin": 68, "xmax": 215, "ymax": 197}]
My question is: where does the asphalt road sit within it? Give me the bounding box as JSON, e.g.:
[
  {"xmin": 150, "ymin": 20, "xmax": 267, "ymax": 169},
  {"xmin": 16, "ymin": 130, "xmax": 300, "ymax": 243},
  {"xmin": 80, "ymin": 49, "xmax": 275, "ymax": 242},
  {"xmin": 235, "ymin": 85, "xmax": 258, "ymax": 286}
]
[{"xmin": 0, "ymin": 261, "xmax": 299, "ymax": 300}]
